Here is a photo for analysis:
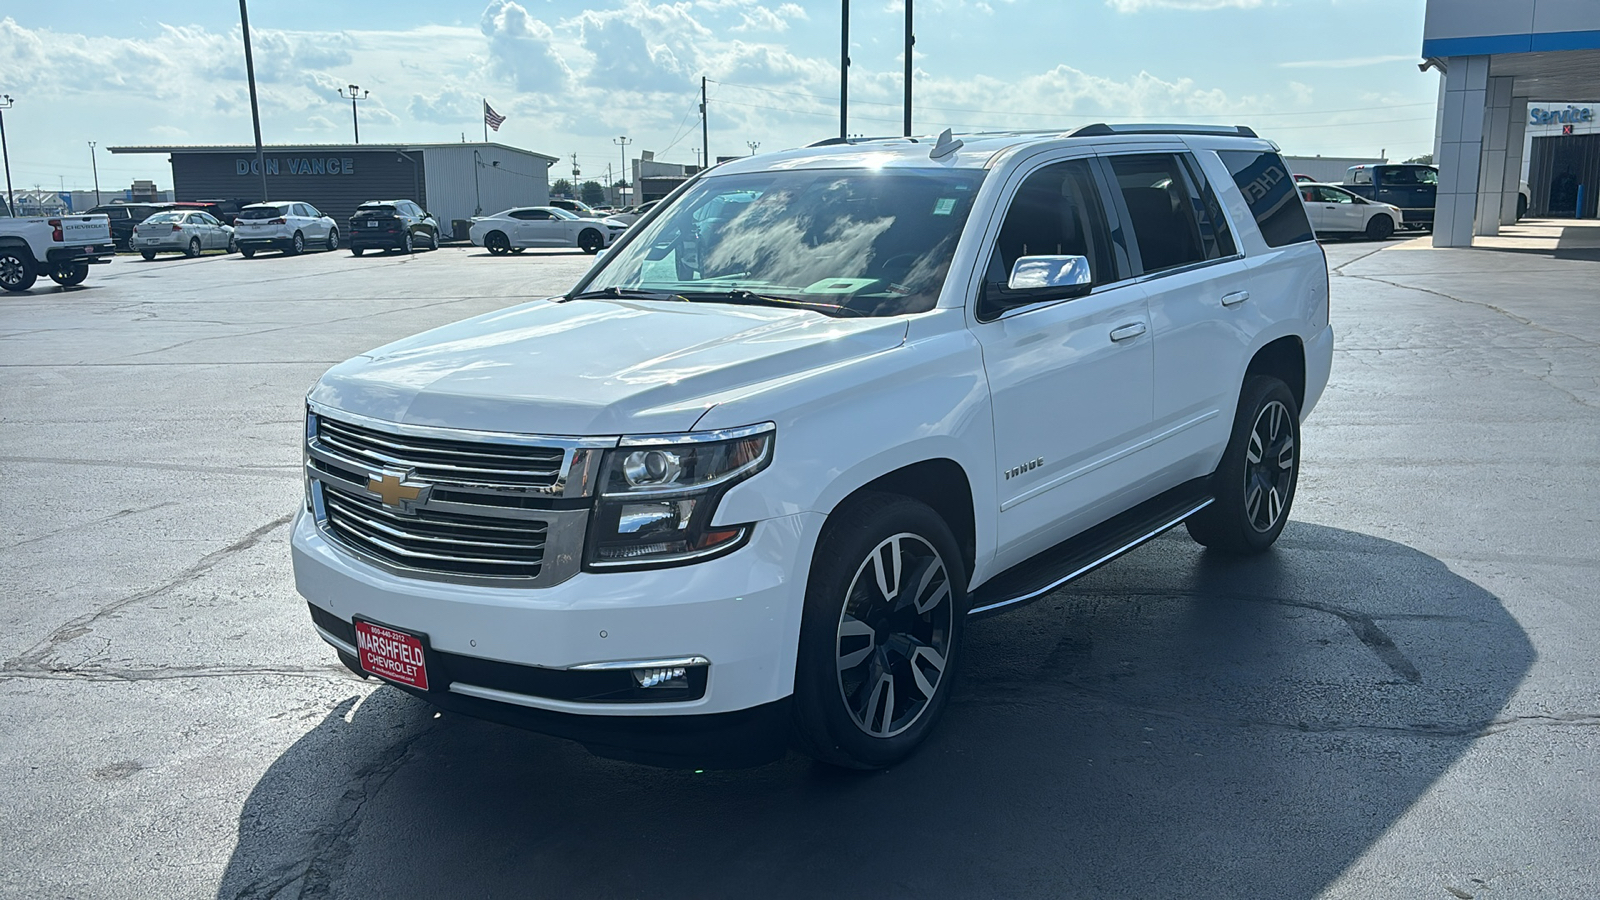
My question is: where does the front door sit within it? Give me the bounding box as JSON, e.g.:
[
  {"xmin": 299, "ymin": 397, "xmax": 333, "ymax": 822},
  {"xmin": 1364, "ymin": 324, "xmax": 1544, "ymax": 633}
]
[{"xmin": 971, "ymin": 155, "xmax": 1155, "ymax": 568}]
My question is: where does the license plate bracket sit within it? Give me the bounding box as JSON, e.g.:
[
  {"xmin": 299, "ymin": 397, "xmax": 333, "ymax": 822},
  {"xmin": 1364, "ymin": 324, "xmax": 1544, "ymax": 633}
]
[{"xmin": 354, "ymin": 618, "xmax": 432, "ymax": 690}]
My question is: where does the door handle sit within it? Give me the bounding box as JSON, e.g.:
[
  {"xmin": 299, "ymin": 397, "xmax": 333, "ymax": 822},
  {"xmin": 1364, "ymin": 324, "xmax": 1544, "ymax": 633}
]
[
  {"xmin": 1221, "ymin": 290, "xmax": 1250, "ymax": 307},
  {"xmin": 1109, "ymin": 322, "xmax": 1147, "ymax": 342}
]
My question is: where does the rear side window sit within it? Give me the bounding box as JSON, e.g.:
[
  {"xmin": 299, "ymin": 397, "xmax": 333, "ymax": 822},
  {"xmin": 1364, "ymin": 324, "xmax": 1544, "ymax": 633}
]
[
  {"xmin": 1108, "ymin": 154, "xmax": 1208, "ymax": 274},
  {"xmin": 1217, "ymin": 150, "xmax": 1316, "ymax": 248}
]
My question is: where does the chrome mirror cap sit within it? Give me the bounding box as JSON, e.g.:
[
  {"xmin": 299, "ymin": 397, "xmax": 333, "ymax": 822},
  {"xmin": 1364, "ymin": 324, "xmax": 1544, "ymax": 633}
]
[{"xmin": 1009, "ymin": 255, "xmax": 1091, "ymax": 291}]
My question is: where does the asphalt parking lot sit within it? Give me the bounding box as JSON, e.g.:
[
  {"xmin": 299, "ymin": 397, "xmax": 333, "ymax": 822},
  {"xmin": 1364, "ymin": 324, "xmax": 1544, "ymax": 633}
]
[{"xmin": 2, "ymin": 232, "xmax": 1597, "ymax": 899}]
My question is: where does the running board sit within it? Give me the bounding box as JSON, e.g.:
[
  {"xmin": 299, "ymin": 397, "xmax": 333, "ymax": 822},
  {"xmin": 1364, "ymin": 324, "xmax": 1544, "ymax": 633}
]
[{"xmin": 967, "ymin": 478, "xmax": 1213, "ymax": 618}]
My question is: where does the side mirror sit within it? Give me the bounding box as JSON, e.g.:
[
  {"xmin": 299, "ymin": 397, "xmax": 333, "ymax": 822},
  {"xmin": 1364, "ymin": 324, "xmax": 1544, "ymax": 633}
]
[{"xmin": 1008, "ymin": 255, "xmax": 1091, "ymax": 291}]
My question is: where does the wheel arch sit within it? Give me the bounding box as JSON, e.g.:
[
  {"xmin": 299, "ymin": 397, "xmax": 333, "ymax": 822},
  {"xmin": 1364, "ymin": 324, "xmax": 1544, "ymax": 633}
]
[
  {"xmin": 832, "ymin": 459, "xmax": 977, "ymax": 583},
  {"xmin": 0, "ymin": 237, "xmax": 35, "ymax": 259},
  {"xmin": 1244, "ymin": 334, "xmax": 1306, "ymax": 411}
]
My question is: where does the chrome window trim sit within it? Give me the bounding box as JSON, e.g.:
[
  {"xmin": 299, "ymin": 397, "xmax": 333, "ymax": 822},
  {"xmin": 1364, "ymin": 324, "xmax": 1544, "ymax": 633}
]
[{"xmin": 1134, "ymin": 252, "xmax": 1246, "ymax": 284}]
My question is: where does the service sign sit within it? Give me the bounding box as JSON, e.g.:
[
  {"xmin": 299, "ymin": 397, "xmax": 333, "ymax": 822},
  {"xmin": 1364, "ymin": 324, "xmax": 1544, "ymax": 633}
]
[{"xmin": 355, "ymin": 620, "xmax": 430, "ymax": 690}]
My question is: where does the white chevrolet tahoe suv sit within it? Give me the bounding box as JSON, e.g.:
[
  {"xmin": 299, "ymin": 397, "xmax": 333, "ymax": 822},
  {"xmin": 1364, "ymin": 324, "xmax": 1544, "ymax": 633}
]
[{"xmin": 293, "ymin": 125, "xmax": 1332, "ymax": 769}]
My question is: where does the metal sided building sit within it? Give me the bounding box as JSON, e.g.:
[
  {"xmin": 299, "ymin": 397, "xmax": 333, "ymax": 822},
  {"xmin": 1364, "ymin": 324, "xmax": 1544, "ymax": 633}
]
[{"xmin": 106, "ymin": 142, "xmax": 558, "ymax": 236}]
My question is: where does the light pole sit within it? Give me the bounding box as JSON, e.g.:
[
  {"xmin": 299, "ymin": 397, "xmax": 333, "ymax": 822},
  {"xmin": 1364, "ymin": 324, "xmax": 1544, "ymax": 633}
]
[
  {"xmin": 840, "ymin": 0, "xmax": 851, "ymax": 140},
  {"xmin": 747, "ymin": 141, "xmax": 760, "ymax": 156},
  {"xmin": 339, "ymin": 84, "xmax": 370, "ymax": 144},
  {"xmin": 88, "ymin": 141, "xmax": 100, "ymax": 206},
  {"xmin": 238, "ymin": 0, "xmax": 268, "ymax": 202},
  {"xmin": 0, "ymin": 94, "xmax": 15, "ymax": 216},
  {"xmin": 613, "ymin": 136, "xmax": 632, "ymax": 207},
  {"xmin": 903, "ymin": 0, "xmax": 914, "ymax": 136}
]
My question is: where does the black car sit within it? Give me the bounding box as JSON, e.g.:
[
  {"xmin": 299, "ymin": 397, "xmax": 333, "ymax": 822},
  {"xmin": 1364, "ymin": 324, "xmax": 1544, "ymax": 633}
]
[
  {"xmin": 87, "ymin": 203, "xmax": 176, "ymax": 250},
  {"xmin": 348, "ymin": 200, "xmax": 442, "ymax": 255}
]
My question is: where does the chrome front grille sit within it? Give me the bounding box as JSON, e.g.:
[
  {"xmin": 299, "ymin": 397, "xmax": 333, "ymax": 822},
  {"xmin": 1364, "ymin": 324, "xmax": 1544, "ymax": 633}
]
[
  {"xmin": 305, "ymin": 406, "xmax": 611, "ymax": 586},
  {"xmin": 316, "ymin": 416, "xmax": 566, "ymax": 490},
  {"xmin": 321, "ymin": 484, "xmax": 548, "ymax": 579}
]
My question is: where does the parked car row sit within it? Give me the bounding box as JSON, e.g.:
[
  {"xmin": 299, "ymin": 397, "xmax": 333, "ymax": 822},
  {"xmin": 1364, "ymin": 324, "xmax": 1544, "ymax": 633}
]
[{"xmin": 88, "ymin": 200, "xmax": 249, "ymax": 249}]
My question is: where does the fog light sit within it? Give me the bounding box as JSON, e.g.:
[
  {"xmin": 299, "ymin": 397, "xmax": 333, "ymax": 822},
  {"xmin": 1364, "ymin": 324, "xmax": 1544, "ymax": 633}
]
[{"xmin": 633, "ymin": 666, "xmax": 690, "ymax": 689}]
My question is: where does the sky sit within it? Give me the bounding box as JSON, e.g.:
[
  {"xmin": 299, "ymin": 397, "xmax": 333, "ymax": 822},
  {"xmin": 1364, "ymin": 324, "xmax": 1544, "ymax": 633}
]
[{"xmin": 0, "ymin": 0, "xmax": 1441, "ymax": 197}]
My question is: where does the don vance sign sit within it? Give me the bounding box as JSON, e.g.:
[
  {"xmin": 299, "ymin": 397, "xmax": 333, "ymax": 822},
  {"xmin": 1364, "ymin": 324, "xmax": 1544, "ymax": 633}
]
[{"xmin": 235, "ymin": 157, "xmax": 358, "ymax": 176}]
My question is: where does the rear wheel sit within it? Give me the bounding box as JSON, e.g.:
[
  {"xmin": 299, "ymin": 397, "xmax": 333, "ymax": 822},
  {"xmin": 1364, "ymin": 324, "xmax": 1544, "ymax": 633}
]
[
  {"xmin": 140, "ymin": 250, "xmax": 157, "ymax": 261},
  {"xmin": 1187, "ymin": 376, "xmax": 1300, "ymax": 554},
  {"xmin": 49, "ymin": 264, "xmax": 90, "ymax": 287},
  {"xmin": 578, "ymin": 229, "xmax": 604, "ymax": 254},
  {"xmin": 792, "ymin": 493, "xmax": 966, "ymax": 769},
  {"xmin": 287, "ymin": 232, "xmax": 305, "ymax": 256},
  {"xmin": 1364, "ymin": 215, "xmax": 1394, "ymax": 241},
  {"xmin": 185, "ymin": 238, "xmax": 202, "ymax": 258},
  {"xmin": 485, "ymin": 231, "xmax": 511, "ymax": 255},
  {"xmin": 0, "ymin": 250, "xmax": 37, "ymax": 292},
  {"xmin": 351, "ymin": 247, "xmax": 364, "ymax": 257},
  {"xmin": 240, "ymin": 246, "xmax": 256, "ymax": 259}
]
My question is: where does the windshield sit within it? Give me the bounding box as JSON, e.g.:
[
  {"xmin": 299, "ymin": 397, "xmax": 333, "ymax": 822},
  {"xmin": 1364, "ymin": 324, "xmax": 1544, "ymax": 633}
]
[
  {"xmin": 580, "ymin": 167, "xmax": 985, "ymax": 317},
  {"xmin": 238, "ymin": 206, "xmax": 288, "ymax": 220}
]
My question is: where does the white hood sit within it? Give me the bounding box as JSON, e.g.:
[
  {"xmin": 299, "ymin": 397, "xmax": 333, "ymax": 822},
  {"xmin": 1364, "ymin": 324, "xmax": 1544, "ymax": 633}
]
[{"xmin": 308, "ymin": 298, "xmax": 908, "ymax": 436}]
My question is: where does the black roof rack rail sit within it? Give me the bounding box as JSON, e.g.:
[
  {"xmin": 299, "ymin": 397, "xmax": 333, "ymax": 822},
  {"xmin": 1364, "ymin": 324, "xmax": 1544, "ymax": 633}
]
[
  {"xmin": 1068, "ymin": 123, "xmax": 1259, "ymax": 138},
  {"xmin": 805, "ymin": 135, "xmax": 919, "ymax": 148}
]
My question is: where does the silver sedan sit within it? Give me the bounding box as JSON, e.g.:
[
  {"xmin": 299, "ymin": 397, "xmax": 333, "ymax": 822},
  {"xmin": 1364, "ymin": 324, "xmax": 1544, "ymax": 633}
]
[{"xmin": 132, "ymin": 210, "xmax": 236, "ymax": 259}]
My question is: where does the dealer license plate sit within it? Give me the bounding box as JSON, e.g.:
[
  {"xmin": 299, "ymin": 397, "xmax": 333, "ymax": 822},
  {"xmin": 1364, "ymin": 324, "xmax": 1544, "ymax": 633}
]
[
  {"xmin": 366, "ymin": 221, "xmax": 378, "ymax": 227},
  {"xmin": 355, "ymin": 620, "xmax": 430, "ymax": 690}
]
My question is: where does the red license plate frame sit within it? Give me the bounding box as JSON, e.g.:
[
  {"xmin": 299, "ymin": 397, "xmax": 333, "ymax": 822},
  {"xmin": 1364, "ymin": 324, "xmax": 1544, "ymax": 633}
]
[{"xmin": 354, "ymin": 618, "xmax": 431, "ymax": 690}]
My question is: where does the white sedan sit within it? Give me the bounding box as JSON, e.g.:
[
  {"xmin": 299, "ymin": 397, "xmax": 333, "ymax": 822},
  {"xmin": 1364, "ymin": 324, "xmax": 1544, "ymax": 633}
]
[
  {"xmin": 132, "ymin": 210, "xmax": 235, "ymax": 259},
  {"xmin": 1298, "ymin": 183, "xmax": 1403, "ymax": 241},
  {"xmin": 469, "ymin": 207, "xmax": 628, "ymax": 255}
]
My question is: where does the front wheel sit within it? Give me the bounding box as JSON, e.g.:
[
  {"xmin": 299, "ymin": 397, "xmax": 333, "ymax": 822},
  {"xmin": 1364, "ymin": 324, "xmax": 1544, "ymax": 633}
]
[
  {"xmin": 578, "ymin": 229, "xmax": 603, "ymax": 254},
  {"xmin": 1365, "ymin": 214, "xmax": 1394, "ymax": 241},
  {"xmin": 0, "ymin": 250, "xmax": 37, "ymax": 292},
  {"xmin": 227, "ymin": 234, "xmax": 237, "ymax": 254},
  {"xmin": 427, "ymin": 229, "xmax": 440, "ymax": 251},
  {"xmin": 402, "ymin": 231, "xmax": 414, "ymax": 254},
  {"xmin": 49, "ymin": 264, "xmax": 90, "ymax": 287},
  {"xmin": 325, "ymin": 228, "xmax": 339, "ymax": 251},
  {"xmin": 1187, "ymin": 376, "xmax": 1300, "ymax": 554},
  {"xmin": 792, "ymin": 493, "xmax": 966, "ymax": 769}
]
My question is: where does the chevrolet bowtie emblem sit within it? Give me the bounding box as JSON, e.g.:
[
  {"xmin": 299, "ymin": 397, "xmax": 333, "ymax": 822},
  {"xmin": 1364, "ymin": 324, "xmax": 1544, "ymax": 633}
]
[{"xmin": 368, "ymin": 472, "xmax": 425, "ymax": 508}]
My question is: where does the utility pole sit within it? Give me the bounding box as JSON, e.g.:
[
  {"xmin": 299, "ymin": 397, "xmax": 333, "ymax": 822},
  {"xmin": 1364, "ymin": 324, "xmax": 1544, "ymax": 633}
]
[
  {"xmin": 700, "ymin": 77, "xmax": 709, "ymax": 169},
  {"xmin": 613, "ymin": 136, "xmax": 632, "ymax": 206},
  {"xmin": 747, "ymin": 141, "xmax": 760, "ymax": 156},
  {"xmin": 238, "ymin": 0, "xmax": 268, "ymax": 203},
  {"xmin": 570, "ymin": 152, "xmax": 581, "ymax": 191},
  {"xmin": 903, "ymin": 0, "xmax": 914, "ymax": 136},
  {"xmin": 840, "ymin": 0, "xmax": 851, "ymax": 140},
  {"xmin": 0, "ymin": 94, "xmax": 14, "ymax": 216},
  {"xmin": 339, "ymin": 84, "xmax": 369, "ymax": 144},
  {"xmin": 88, "ymin": 141, "xmax": 100, "ymax": 206}
]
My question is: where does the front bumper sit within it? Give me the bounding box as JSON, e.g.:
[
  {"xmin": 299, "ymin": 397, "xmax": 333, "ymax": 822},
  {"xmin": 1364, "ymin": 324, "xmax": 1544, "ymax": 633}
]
[{"xmin": 291, "ymin": 507, "xmax": 821, "ymax": 761}]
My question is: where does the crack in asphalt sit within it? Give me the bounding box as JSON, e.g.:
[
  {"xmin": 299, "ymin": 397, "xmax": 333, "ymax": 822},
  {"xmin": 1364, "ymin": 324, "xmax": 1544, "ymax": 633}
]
[
  {"xmin": 116, "ymin": 297, "xmax": 470, "ymax": 361},
  {"xmin": 1343, "ymin": 273, "xmax": 1600, "ymax": 352},
  {"xmin": 0, "ymin": 500, "xmax": 180, "ymax": 551},
  {"xmin": 3, "ymin": 514, "xmax": 293, "ymax": 673},
  {"xmin": 0, "ymin": 455, "xmax": 298, "ymax": 477}
]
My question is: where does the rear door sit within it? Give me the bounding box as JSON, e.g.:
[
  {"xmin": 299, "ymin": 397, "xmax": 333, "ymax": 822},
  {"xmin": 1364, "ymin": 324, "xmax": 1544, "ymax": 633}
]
[
  {"xmin": 1310, "ymin": 186, "xmax": 1364, "ymax": 233},
  {"xmin": 1104, "ymin": 148, "xmax": 1255, "ymax": 490}
]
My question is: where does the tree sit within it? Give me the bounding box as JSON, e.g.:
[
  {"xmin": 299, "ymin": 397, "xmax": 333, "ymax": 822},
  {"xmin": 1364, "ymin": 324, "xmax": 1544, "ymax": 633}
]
[
  {"xmin": 1403, "ymin": 153, "xmax": 1434, "ymax": 165},
  {"xmin": 580, "ymin": 180, "xmax": 605, "ymax": 206},
  {"xmin": 550, "ymin": 178, "xmax": 573, "ymax": 198}
]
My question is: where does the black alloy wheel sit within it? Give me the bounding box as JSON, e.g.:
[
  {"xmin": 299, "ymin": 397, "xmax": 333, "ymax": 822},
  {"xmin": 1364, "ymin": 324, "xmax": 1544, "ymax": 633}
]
[
  {"xmin": 49, "ymin": 264, "xmax": 89, "ymax": 287},
  {"xmin": 186, "ymin": 238, "xmax": 202, "ymax": 258},
  {"xmin": 485, "ymin": 231, "xmax": 511, "ymax": 255},
  {"xmin": 0, "ymin": 250, "xmax": 37, "ymax": 292},
  {"xmin": 1365, "ymin": 215, "xmax": 1394, "ymax": 241},
  {"xmin": 793, "ymin": 493, "xmax": 966, "ymax": 769},
  {"xmin": 1187, "ymin": 376, "xmax": 1300, "ymax": 553},
  {"xmin": 578, "ymin": 229, "xmax": 603, "ymax": 254}
]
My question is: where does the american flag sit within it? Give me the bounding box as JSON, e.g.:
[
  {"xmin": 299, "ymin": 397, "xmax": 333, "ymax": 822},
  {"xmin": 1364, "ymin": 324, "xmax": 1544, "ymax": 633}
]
[{"xmin": 484, "ymin": 101, "xmax": 506, "ymax": 132}]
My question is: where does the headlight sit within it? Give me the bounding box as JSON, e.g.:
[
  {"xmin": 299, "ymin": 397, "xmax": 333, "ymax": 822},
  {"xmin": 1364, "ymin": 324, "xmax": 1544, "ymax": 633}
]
[{"xmin": 586, "ymin": 423, "xmax": 775, "ymax": 570}]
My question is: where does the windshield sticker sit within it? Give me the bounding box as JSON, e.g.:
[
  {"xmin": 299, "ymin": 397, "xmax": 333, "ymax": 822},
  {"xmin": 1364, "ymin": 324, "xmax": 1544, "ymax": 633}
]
[
  {"xmin": 933, "ymin": 198, "xmax": 957, "ymax": 216},
  {"xmin": 801, "ymin": 277, "xmax": 877, "ymax": 295}
]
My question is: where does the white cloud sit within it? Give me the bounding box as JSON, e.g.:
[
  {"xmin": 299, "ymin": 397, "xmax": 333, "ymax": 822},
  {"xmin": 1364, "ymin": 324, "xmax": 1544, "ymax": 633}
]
[
  {"xmin": 1106, "ymin": 0, "xmax": 1265, "ymax": 11},
  {"xmin": 479, "ymin": 0, "xmax": 571, "ymax": 92}
]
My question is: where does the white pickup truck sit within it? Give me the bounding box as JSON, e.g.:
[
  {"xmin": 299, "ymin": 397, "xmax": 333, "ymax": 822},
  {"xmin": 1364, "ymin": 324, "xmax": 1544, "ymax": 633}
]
[{"xmin": 0, "ymin": 214, "xmax": 116, "ymax": 291}]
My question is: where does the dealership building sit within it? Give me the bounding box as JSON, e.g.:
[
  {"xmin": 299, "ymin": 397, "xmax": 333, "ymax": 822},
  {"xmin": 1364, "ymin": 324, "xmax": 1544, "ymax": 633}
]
[
  {"xmin": 106, "ymin": 142, "xmax": 558, "ymax": 237},
  {"xmin": 1422, "ymin": 0, "xmax": 1600, "ymax": 246}
]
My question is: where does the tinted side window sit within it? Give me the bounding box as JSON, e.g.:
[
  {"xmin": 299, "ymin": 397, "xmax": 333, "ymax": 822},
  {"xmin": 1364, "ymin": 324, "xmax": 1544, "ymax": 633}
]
[
  {"xmin": 1178, "ymin": 154, "xmax": 1236, "ymax": 260},
  {"xmin": 979, "ymin": 159, "xmax": 1115, "ymax": 320},
  {"xmin": 1108, "ymin": 154, "xmax": 1207, "ymax": 274},
  {"xmin": 1217, "ymin": 150, "xmax": 1316, "ymax": 248}
]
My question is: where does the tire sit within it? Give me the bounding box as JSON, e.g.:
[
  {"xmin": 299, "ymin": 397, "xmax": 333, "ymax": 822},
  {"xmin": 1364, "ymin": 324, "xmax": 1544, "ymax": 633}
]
[
  {"xmin": 0, "ymin": 249, "xmax": 37, "ymax": 292},
  {"xmin": 1187, "ymin": 376, "xmax": 1301, "ymax": 554},
  {"xmin": 49, "ymin": 264, "xmax": 90, "ymax": 287},
  {"xmin": 351, "ymin": 247, "xmax": 364, "ymax": 257},
  {"xmin": 140, "ymin": 250, "xmax": 157, "ymax": 261},
  {"xmin": 240, "ymin": 246, "xmax": 256, "ymax": 259},
  {"xmin": 510, "ymin": 247, "xmax": 525, "ymax": 254},
  {"xmin": 185, "ymin": 238, "xmax": 202, "ymax": 258},
  {"xmin": 1364, "ymin": 215, "xmax": 1394, "ymax": 241},
  {"xmin": 578, "ymin": 229, "xmax": 603, "ymax": 254},
  {"xmin": 288, "ymin": 232, "xmax": 305, "ymax": 256},
  {"xmin": 227, "ymin": 235, "xmax": 237, "ymax": 254},
  {"xmin": 402, "ymin": 231, "xmax": 414, "ymax": 254},
  {"xmin": 485, "ymin": 231, "xmax": 511, "ymax": 256},
  {"xmin": 792, "ymin": 493, "xmax": 967, "ymax": 770},
  {"xmin": 427, "ymin": 229, "xmax": 439, "ymax": 251},
  {"xmin": 1517, "ymin": 194, "xmax": 1529, "ymax": 221},
  {"xmin": 326, "ymin": 228, "xmax": 339, "ymax": 251}
]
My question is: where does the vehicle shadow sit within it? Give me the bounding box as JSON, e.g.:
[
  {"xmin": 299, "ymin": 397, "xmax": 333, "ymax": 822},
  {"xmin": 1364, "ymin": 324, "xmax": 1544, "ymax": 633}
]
[{"xmin": 216, "ymin": 523, "xmax": 1532, "ymax": 899}]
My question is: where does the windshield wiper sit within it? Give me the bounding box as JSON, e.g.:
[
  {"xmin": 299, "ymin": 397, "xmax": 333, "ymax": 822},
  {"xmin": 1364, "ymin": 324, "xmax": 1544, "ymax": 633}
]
[
  {"xmin": 564, "ymin": 287, "xmax": 686, "ymax": 302},
  {"xmin": 678, "ymin": 289, "xmax": 867, "ymax": 317}
]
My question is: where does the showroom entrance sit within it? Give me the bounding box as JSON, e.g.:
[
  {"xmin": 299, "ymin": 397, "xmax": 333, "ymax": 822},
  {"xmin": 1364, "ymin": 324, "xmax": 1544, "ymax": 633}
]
[{"xmin": 1529, "ymin": 132, "xmax": 1600, "ymax": 219}]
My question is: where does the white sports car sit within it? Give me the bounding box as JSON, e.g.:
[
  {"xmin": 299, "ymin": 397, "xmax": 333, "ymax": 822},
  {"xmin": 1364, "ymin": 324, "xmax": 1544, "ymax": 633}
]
[{"xmin": 469, "ymin": 207, "xmax": 628, "ymax": 255}]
